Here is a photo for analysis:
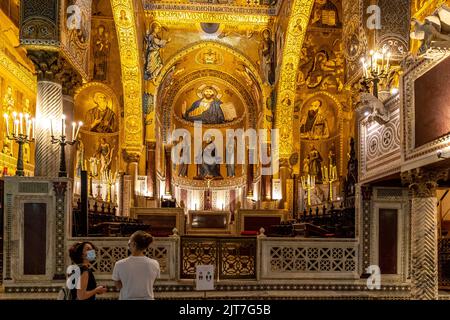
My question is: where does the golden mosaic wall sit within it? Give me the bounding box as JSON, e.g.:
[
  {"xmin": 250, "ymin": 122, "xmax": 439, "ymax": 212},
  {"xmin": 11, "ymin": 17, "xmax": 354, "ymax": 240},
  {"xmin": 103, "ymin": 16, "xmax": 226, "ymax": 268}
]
[{"xmin": 0, "ymin": 10, "xmax": 37, "ymax": 176}]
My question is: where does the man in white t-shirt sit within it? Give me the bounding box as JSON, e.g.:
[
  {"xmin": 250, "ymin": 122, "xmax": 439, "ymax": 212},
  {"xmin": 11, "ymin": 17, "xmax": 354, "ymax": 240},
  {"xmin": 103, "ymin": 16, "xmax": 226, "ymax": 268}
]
[{"xmin": 112, "ymin": 231, "xmax": 160, "ymax": 300}]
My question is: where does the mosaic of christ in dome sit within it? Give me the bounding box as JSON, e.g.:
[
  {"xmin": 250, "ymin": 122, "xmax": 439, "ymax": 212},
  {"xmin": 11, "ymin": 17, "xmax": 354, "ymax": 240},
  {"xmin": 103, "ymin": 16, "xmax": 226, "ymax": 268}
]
[{"xmin": 181, "ymin": 84, "xmax": 239, "ymax": 125}]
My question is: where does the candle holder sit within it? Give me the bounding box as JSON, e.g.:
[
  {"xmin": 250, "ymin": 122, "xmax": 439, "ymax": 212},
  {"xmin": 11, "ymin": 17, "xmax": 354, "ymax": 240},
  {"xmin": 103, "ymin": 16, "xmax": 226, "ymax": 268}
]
[
  {"xmin": 322, "ymin": 164, "xmax": 338, "ymax": 202},
  {"xmin": 301, "ymin": 174, "xmax": 315, "ymax": 207},
  {"xmin": 360, "ymin": 48, "xmax": 392, "ymax": 98},
  {"xmin": 3, "ymin": 112, "xmax": 35, "ymax": 176},
  {"xmin": 88, "ymin": 156, "xmax": 99, "ymax": 197},
  {"xmin": 49, "ymin": 115, "xmax": 83, "ymax": 178},
  {"xmin": 96, "ymin": 183, "xmax": 103, "ymax": 202},
  {"xmin": 104, "ymin": 170, "xmax": 117, "ymax": 203}
]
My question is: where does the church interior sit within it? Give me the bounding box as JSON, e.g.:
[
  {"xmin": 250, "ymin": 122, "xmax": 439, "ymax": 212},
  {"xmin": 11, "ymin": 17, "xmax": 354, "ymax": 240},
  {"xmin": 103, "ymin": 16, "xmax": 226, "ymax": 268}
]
[{"xmin": 0, "ymin": 0, "xmax": 450, "ymax": 300}]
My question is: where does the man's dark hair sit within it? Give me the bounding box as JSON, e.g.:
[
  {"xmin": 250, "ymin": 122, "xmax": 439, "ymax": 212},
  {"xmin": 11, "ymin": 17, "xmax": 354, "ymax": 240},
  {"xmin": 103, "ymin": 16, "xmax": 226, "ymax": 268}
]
[
  {"xmin": 131, "ymin": 231, "xmax": 153, "ymax": 251},
  {"xmin": 68, "ymin": 241, "xmax": 96, "ymax": 264}
]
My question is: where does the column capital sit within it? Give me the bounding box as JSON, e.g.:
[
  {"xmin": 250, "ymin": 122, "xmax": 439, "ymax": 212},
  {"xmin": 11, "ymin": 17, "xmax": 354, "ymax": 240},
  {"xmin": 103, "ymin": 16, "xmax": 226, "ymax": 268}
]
[
  {"xmin": 122, "ymin": 149, "xmax": 141, "ymax": 164},
  {"xmin": 27, "ymin": 51, "xmax": 82, "ymax": 93},
  {"xmin": 279, "ymin": 157, "xmax": 290, "ymax": 168},
  {"xmin": 146, "ymin": 141, "xmax": 157, "ymax": 149},
  {"xmin": 53, "ymin": 181, "xmax": 68, "ymax": 197},
  {"xmin": 401, "ymin": 168, "xmax": 449, "ymax": 198},
  {"xmin": 361, "ymin": 185, "xmax": 372, "ymax": 201}
]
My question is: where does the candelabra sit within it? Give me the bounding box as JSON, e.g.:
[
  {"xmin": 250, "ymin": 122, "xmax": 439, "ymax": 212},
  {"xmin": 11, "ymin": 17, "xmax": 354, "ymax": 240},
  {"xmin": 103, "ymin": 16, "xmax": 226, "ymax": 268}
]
[
  {"xmin": 301, "ymin": 174, "xmax": 315, "ymax": 207},
  {"xmin": 360, "ymin": 48, "xmax": 392, "ymax": 98},
  {"xmin": 88, "ymin": 156, "xmax": 99, "ymax": 197},
  {"xmin": 322, "ymin": 164, "xmax": 338, "ymax": 202},
  {"xmin": 104, "ymin": 170, "xmax": 117, "ymax": 203},
  {"xmin": 50, "ymin": 115, "xmax": 83, "ymax": 177},
  {"xmin": 3, "ymin": 112, "xmax": 35, "ymax": 176}
]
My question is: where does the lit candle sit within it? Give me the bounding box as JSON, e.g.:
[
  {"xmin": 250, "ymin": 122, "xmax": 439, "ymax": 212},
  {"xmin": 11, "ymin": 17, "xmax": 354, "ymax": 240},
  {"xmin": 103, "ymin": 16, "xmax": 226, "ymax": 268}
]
[
  {"xmin": 386, "ymin": 52, "xmax": 391, "ymax": 71},
  {"xmin": 374, "ymin": 53, "xmax": 380, "ymax": 74},
  {"xmin": 14, "ymin": 119, "xmax": 19, "ymax": 136},
  {"xmin": 3, "ymin": 114, "xmax": 9, "ymax": 137},
  {"xmin": 369, "ymin": 50, "xmax": 374, "ymax": 71},
  {"xmin": 222, "ymin": 203, "xmax": 224, "ymax": 211},
  {"xmin": 74, "ymin": 121, "xmax": 83, "ymax": 140},
  {"xmin": 361, "ymin": 58, "xmax": 368, "ymax": 78},
  {"xmin": 25, "ymin": 114, "xmax": 29, "ymax": 137},
  {"xmin": 381, "ymin": 48, "xmax": 386, "ymax": 69},
  {"xmin": 19, "ymin": 113, "xmax": 23, "ymax": 135},
  {"xmin": 61, "ymin": 114, "xmax": 66, "ymax": 137},
  {"xmin": 31, "ymin": 118, "xmax": 35, "ymax": 139},
  {"xmin": 12, "ymin": 112, "xmax": 17, "ymax": 136},
  {"xmin": 26, "ymin": 119, "xmax": 31, "ymax": 138},
  {"xmin": 50, "ymin": 118, "xmax": 54, "ymax": 137},
  {"xmin": 72, "ymin": 122, "xmax": 76, "ymax": 141}
]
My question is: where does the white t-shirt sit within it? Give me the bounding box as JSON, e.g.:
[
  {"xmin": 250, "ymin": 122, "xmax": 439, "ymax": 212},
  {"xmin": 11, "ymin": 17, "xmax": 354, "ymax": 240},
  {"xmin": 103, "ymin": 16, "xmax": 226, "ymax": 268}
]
[{"xmin": 112, "ymin": 256, "xmax": 160, "ymax": 300}]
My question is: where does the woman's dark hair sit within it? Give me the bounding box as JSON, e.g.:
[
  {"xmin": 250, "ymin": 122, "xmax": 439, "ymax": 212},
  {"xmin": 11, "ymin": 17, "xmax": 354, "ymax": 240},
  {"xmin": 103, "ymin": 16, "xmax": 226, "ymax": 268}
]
[
  {"xmin": 69, "ymin": 241, "xmax": 96, "ymax": 264},
  {"xmin": 131, "ymin": 231, "xmax": 153, "ymax": 251}
]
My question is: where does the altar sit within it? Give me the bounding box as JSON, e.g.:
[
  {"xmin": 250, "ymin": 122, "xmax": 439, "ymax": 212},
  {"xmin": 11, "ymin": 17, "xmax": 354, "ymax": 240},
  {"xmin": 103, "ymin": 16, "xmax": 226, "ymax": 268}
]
[{"xmin": 187, "ymin": 210, "xmax": 232, "ymax": 235}]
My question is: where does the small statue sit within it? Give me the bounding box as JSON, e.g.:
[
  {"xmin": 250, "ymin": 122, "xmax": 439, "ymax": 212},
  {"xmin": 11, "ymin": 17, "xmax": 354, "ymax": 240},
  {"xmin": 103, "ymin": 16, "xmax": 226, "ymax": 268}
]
[
  {"xmin": 410, "ymin": 5, "xmax": 450, "ymax": 54},
  {"xmin": 95, "ymin": 138, "xmax": 114, "ymax": 179},
  {"xmin": 359, "ymin": 92, "xmax": 389, "ymax": 124}
]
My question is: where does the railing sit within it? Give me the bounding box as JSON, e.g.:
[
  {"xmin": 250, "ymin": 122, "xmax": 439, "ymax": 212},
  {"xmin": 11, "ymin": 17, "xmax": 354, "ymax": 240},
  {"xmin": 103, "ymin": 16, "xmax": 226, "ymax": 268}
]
[
  {"xmin": 65, "ymin": 236, "xmax": 362, "ymax": 282},
  {"xmin": 66, "ymin": 237, "xmax": 179, "ymax": 281},
  {"xmin": 180, "ymin": 236, "xmax": 257, "ymax": 280},
  {"xmin": 258, "ymin": 238, "xmax": 359, "ymax": 280}
]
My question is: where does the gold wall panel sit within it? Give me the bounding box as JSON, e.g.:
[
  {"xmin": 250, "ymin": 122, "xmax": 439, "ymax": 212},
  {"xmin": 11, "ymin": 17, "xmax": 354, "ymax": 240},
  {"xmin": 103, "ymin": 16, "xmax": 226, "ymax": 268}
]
[
  {"xmin": 275, "ymin": 0, "xmax": 315, "ymax": 159},
  {"xmin": 0, "ymin": 50, "xmax": 36, "ymax": 95},
  {"xmin": 412, "ymin": 0, "xmax": 450, "ymax": 19},
  {"xmin": 150, "ymin": 11, "xmax": 271, "ymax": 26},
  {"xmin": 60, "ymin": 0, "xmax": 92, "ymax": 80},
  {"xmin": 111, "ymin": 0, "xmax": 143, "ymax": 154}
]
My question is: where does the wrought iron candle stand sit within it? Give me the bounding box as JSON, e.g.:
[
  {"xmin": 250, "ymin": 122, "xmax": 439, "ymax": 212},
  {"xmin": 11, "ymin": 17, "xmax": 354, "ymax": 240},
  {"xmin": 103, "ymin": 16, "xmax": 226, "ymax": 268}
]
[
  {"xmin": 3, "ymin": 112, "xmax": 35, "ymax": 176},
  {"xmin": 50, "ymin": 115, "xmax": 83, "ymax": 177},
  {"xmin": 360, "ymin": 48, "xmax": 392, "ymax": 98},
  {"xmin": 301, "ymin": 174, "xmax": 315, "ymax": 207}
]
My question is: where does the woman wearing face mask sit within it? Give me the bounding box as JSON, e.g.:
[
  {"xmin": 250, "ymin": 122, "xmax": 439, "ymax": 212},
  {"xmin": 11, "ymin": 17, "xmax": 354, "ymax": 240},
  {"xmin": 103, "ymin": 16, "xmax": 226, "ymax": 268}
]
[{"xmin": 68, "ymin": 241, "xmax": 107, "ymax": 300}]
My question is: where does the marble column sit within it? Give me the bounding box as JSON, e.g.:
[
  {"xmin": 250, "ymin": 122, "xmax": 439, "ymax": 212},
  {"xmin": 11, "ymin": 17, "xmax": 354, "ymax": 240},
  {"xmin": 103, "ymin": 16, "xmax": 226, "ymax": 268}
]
[
  {"xmin": 164, "ymin": 145, "xmax": 172, "ymax": 196},
  {"xmin": 246, "ymin": 147, "xmax": 256, "ymax": 199},
  {"xmin": 62, "ymin": 94, "xmax": 75, "ymax": 179},
  {"xmin": 279, "ymin": 158, "xmax": 292, "ymax": 209},
  {"xmin": 402, "ymin": 168, "xmax": 448, "ymax": 300},
  {"xmin": 28, "ymin": 51, "xmax": 81, "ymax": 178},
  {"xmin": 361, "ymin": 185, "xmax": 373, "ymax": 272},
  {"xmin": 124, "ymin": 151, "xmax": 140, "ymax": 208},
  {"xmin": 35, "ymin": 81, "xmax": 63, "ymax": 177},
  {"xmin": 146, "ymin": 141, "xmax": 156, "ymax": 198},
  {"xmin": 261, "ymin": 143, "xmax": 272, "ymax": 200}
]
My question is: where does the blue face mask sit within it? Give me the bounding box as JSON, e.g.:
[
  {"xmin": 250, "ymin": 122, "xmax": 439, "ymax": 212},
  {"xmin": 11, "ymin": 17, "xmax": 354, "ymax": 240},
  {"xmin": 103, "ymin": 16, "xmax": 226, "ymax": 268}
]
[{"xmin": 86, "ymin": 249, "xmax": 96, "ymax": 262}]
